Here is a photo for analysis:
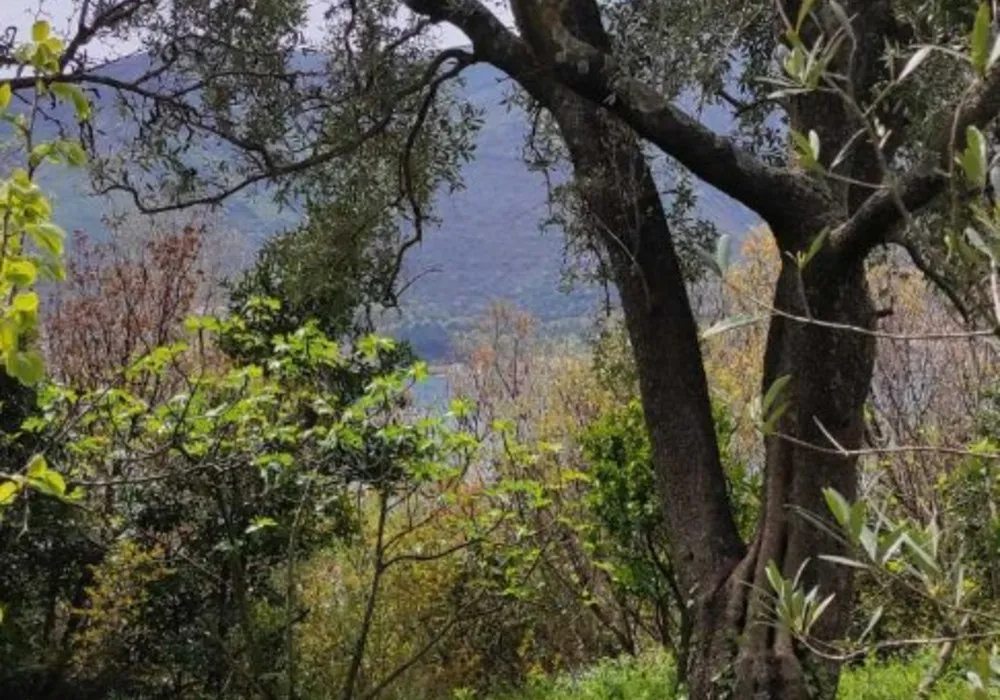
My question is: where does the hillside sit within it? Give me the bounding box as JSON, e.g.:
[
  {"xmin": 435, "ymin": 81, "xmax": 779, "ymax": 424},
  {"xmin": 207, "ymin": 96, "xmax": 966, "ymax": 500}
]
[{"xmin": 33, "ymin": 58, "xmax": 759, "ymax": 358}]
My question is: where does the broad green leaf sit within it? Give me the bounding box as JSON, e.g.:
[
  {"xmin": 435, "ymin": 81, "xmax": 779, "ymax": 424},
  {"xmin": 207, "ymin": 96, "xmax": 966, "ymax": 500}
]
[
  {"xmin": 0, "ymin": 83, "xmax": 10, "ymax": 111},
  {"xmin": 0, "ymin": 480, "xmax": 18, "ymax": 506},
  {"xmin": 3, "ymin": 260, "xmax": 37, "ymax": 286},
  {"xmin": 0, "ymin": 320, "xmax": 16, "ymax": 353},
  {"xmin": 12, "ymin": 291, "xmax": 39, "ymax": 314},
  {"xmin": 6, "ymin": 349, "xmax": 44, "ymax": 385},
  {"xmin": 26, "ymin": 222, "xmax": 64, "ymax": 256},
  {"xmin": 58, "ymin": 140, "xmax": 87, "ymax": 166},
  {"xmin": 32, "ymin": 20, "xmax": 50, "ymax": 42},
  {"xmin": 848, "ymin": 500, "xmax": 867, "ymax": 545},
  {"xmin": 972, "ymin": 3, "xmax": 992, "ymax": 76},
  {"xmin": 26, "ymin": 454, "xmax": 65, "ymax": 498},
  {"xmin": 28, "ymin": 143, "xmax": 54, "ymax": 168}
]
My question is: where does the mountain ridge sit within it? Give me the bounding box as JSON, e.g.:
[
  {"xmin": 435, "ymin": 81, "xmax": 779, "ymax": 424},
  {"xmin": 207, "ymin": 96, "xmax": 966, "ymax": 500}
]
[{"xmin": 23, "ymin": 57, "xmax": 760, "ymax": 358}]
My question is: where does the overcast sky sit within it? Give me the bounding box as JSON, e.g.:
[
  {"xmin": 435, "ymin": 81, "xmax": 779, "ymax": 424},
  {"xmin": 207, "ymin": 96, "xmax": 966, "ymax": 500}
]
[{"xmin": 0, "ymin": 0, "xmax": 478, "ymax": 58}]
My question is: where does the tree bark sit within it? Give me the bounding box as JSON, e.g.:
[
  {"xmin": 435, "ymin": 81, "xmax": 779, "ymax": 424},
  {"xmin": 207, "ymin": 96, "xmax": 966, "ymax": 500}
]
[{"xmin": 687, "ymin": 253, "xmax": 877, "ymax": 699}]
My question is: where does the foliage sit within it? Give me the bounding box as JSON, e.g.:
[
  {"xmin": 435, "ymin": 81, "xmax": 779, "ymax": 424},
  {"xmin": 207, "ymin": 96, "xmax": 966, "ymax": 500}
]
[
  {"xmin": 0, "ymin": 295, "xmax": 480, "ymax": 698},
  {"xmin": 485, "ymin": 651, "xmax": 676, "ymax": 700},
  {"xmin": 485, "ymin": 652, "xmax": 984, "ymax": 700}
]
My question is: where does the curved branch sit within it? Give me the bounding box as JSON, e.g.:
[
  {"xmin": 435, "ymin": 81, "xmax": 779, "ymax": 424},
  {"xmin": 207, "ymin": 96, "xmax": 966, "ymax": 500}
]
[
  {"xmin": 403, "ymin": 0, "xmax": 831, "ymax": 236},
  {"xmin": 834, "ymin": 58, "xmax": 1000, "ymax": 259}
]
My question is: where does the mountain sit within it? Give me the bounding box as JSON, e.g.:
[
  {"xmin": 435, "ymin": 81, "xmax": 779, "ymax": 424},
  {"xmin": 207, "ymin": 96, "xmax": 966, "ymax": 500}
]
[{"xmin": 25, "ymin": 58, "xmax": 759, "ymax": 359}]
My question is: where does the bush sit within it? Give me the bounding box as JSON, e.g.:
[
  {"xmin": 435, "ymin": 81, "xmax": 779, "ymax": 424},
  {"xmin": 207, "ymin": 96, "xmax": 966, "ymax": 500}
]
[{"xmin": 837, "ymin": 656, "xmax": 979, "ymax": 700}]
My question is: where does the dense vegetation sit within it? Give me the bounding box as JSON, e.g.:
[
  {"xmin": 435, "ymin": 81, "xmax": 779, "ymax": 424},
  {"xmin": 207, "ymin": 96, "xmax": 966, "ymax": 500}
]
[{"xmin": 4, "ymin": 1, "xmax": 1000, "ymax": 699}]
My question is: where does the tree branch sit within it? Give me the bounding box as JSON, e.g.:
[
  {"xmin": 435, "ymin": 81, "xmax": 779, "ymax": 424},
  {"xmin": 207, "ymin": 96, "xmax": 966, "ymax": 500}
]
[
  {"xmin": 834, "ymin": 59, "xmax": 1000, "ymax": 259},
  {"xmin": 403, "ymin": 0, "xmax": 831, "ymax": 237}
]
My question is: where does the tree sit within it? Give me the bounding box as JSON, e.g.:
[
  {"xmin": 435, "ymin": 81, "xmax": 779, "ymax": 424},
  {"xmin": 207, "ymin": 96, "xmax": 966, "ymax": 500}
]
[{"xmin": 7, "ymin": 1, "xmax": 1000, "ymax": 696}]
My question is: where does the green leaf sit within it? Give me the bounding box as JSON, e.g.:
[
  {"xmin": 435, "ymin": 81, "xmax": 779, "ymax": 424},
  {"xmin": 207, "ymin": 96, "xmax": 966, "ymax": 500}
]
[
  {"xmin": 6, "ymin": 349, "xmax": 44, "ymax": 385},
  {"xmin": 765, "ymin": 560, "xmax": 785, "ymax": 595},
  {"xmin": 50, "ymin": 83, "xmax": 91, "ymax": 121},
  {"xmin": 972, "ymin": 3, "xmax": 992, "ymax": 76},
  {"xmin": 28, "ymin": 143, "xmax": 54, "ymax": 168},
  {"xmin": 0, "ymin": 320, "xmax": 17, "ymax": 354},
  {"xmin": 810, "ymin": 592, "xmax": 836, "ymax": 628},
  {"xmin": 26, "ymin": 454, "xmax": 65, "ymax": 498},
  {"xmin": 991, "ymin": 35, "xmax": 1000, "ymax": 71},
  {"xmin": 26, "ymin": 222, "xmax": 64, "ymax": 256},
  {"xmin": 762, "ymin": 374, "xmax": 792, "ymax": 415},
  {"xmin": 0, "ymin": 83, "xmax": 10, "ymax": 111},
  {"xmin": 796, "ymin": 0, "xmax": 816, "ymax": 33},
  {"xmin": 3, "ymin": 260, "xmax": 37, "ymax": 287},
  {"xmin": 0, "ymin": 480, "xmax": 19, "ymax": 506},
  {"xmin": 960, "ymin": 125, "xmax": 989, "ymax": 188},
  {"xmin": 791, "ymin": 129, "xmax": 822, "ymax": 171},
  {"xmin": 903, "ymin": 534, "xmax": 941, "ymax": 575},
  {"xmin": 858, "ymin": 606, "xmax": 883, "ymax": 642},
  {"xmin": 245, "ymin": 516, "xmax": 278, "ymax": 535},
  {"xmin": 798, "ymin": 228, "xmax": 829, "ymax": 268},
  {"xmin": 823, "ymin": 488, "xmax": 851, "ymax": 528},
  {"xmin": 32, "ymin": 20, "xmax": 50, "ymax": 43},
  {"xmin": 12, "ymin": 291, "xmax": 39, "ymax": 315},
  {"xmin": 848, "ymin": 501, "xmax": 868, "ymax": 547},
  {"xmin": 58, "ymin": 140, "xmax": 87, "ymax": 166}
]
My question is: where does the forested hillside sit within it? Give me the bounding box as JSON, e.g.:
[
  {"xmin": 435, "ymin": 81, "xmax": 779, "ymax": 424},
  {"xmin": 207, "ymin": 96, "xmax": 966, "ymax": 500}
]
[{"xmin": 35, "ymin": 56, "xmax": 758, "ymax": 358}]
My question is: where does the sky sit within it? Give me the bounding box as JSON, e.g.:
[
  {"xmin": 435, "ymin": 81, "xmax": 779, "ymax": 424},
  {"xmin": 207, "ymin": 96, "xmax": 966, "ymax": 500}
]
[{"xmin": 0, "ymin": 0, "xmax": 481, "ymax": 59}]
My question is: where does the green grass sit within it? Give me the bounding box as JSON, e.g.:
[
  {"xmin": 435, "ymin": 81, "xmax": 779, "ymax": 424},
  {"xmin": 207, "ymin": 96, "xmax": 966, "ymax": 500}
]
[
  {"xmin": 484, "ymin": 652, "xmax": 676, "ymax": 700},
  {"xmin": 480, "ymin": 652, "xmax": 990, "ymax": 700}
]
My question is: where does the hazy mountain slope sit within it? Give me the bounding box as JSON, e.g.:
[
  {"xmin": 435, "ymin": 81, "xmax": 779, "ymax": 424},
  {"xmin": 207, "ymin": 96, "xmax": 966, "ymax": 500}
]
[{"xmin": 27, "ymin": 58, "xmax": 759, "ymax": 358}]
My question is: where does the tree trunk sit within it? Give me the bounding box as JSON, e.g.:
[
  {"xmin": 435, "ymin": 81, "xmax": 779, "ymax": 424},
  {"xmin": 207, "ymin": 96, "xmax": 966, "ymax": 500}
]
[
  {"xmin": 435, "ymin": 0, "xmax": 881, "ymax": 695},
  {"xmin": 687, "ymin": 254, "xmax": 877, "ymax": 699},
  {"xmin": 519, "ymin": 36, "xmax": 872, "ymax": 700}
]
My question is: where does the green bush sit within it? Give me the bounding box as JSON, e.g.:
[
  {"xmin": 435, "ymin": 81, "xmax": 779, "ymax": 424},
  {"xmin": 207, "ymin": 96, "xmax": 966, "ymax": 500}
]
[{"xmin": 838, "ymin": 656, "xmax": 979, "ymax": 700}]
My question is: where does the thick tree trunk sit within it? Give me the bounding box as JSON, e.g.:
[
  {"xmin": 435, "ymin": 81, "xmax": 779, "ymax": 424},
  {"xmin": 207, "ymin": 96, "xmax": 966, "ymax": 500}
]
[
  {"xmin": 687, "ymin": 255, "xmax": 877, "ymax": 699},
  {"xmin": 453, "ymin": 1, "xmax": 879, "ymax": 696},
  {"xmin": 529, "ymin": 45, "xmax": 874, "ymax": 700}
]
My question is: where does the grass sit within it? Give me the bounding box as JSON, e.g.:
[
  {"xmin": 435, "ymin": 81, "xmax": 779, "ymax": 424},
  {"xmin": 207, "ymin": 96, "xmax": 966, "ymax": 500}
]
[{"xmin": 479, "ymin": 651, "xmax": 991, "ymax": 700}]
